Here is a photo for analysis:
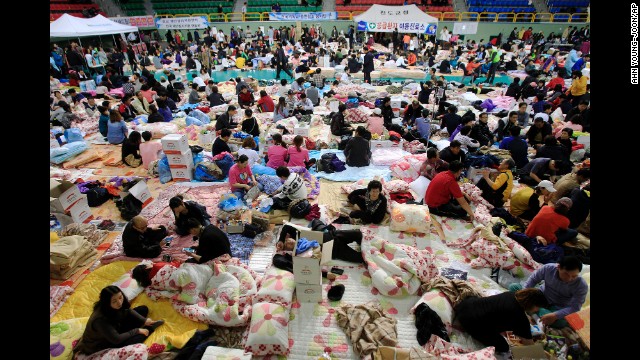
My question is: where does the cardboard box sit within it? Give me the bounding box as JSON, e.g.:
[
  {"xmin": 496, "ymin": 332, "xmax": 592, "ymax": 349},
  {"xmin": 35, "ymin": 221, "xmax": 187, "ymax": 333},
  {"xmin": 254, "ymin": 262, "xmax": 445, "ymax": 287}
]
[
  {"xmin": 390, "ymin": 97, "xmax": 403, "ymax": 109},
  {"xmin": 170, "ymin": 163, "xmax": 194, "ymax": 182},
  {"xmin": 50, "ymin": 179, "xmax": 83, "ymax": 212},
  {"xmin": 127, "ymin": 180, "xmax": 154, "ymax": 208},
  {"xmin": 292, "ymin": 229, "xmax": 334, "ymax": 285},
  {"xmin": 511, "ymin": 343, "xmax": 551, "ymax": 360},
  {"xmin": 226, "ymin": 220, "xmax": 245, "ymax": 234},
  {"xmin": 199, "ymin": 132, "xmax": 215, "ymax": 147},
  {"xmin": 296, "ymin": 283, "xmax": 322, "ymax": 303},
  {"xmin": 166, "ymin": 149, "xmax": 194, "ymax": 169},
  {"xmin": 370, "ymin": 140, "xmax": 402, "ymax": 149},
  {"xmin": 293, "ymin": 124, "xmax": 310, "ymax": 137},
  {"xmin": 161, "ymin": 134, "xmax": 190, "ymax": 154},
  {"xmin": 68, "ymin": 197, "xmax": 94, "ymax": 224}
]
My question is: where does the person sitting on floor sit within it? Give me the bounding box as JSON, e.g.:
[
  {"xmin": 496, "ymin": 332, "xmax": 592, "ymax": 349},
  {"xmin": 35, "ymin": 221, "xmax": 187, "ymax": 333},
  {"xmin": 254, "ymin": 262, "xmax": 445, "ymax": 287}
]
[
  {"xmin": 476, "ymin": 158, "xmax": 515, "ymax": 207},
  {"xmin": 331, "ymin": 103, "xmax": 354, "ymax": 136},
  {"xmin": 107, "ymin": 110, "xmax": 129, "ymax": 145},
  {"xmin": 169, "ymin": 195, "xmax": 212, "ymax": 236},
  {"xmin": 535, "ymin": 135, "xmax": 568, "ymax": 163},
  {"xmin": 516, "ymin": 157, "xmax": 562, "ymax": 186},
  {"xmin": 419, "ymin": 147, "xmax": 449, "ymax": 180},
  {"xmin": 424, "ymin": 160, "xmax": 476, "ymax": 221},
  {"xmin": 500, "ymin": 126, "xmax": 529, "ymax": 170},
  {"xmin": 439, "ymin": 140, "xmax": 467, "ymax": 164},
  {"xmin": 509, "ymin": 256, "xmax": 588, "ymax": 329},
  {"xmin": 139, "ymin": 131, "xmax": 163, "ymax": 169},
  {"xmin": 551, "ymin": 168, "xmax": 591, "ymax": 203},
  {"xmin": 183, "ymin": 218, "xmax": 232, "ymax": 264},
  {"xmin": 344, "ymin": 126, "xmax": 372, "ymax": 167},
  {"xmin": 146, "ymin": 104, "xmax": 163, "ymax": 123},
  {"xmin": 342, "ymin": 180, "xmax": 388, "ymax": 225},
  {"xmin": 287, "ymin": 135, "xmax": 310, "ymax": 168},
  {"xmin": 211, "ymin": 129, "xmax": 233, "ymax": 157},
  {"xmin": 494, "ymin": 111, "xmax": 519, "ymax": 142},
  {"xmin": 526, "ymin": 117, "xmax": 553, "ymax": 149},
  {"xmin": 454, "ymin": 289, "xmax": 547, "ymax": 358},
  {"xmin": 453, "ymin": 125, "xmax": 480, "ymax": 153},
  {"xmin": 266, "ymin": 133, "xmax": 288, "ymax": 169},
  {"xmin": 122, "ymin": 131, "xmax": 143, "ymax": 168},
  {"xmin": 122, "ymin": 215, "xmax": 169, "ymax": 258},
  {"xmin": 292, "ymin": 93, "xmax": 314, "ymax": 115},
  {"xmin": 271, "ymin": 166, "xmax": 308, "ymax": 211},
  {"xmin": 524, "ymin": 197, "xmax": 578, "ymax": 246},
  {"xmin": 469, "ymin": 112, "xmax": 495, "ymax": 147},
  {"xmin": 73, "ymin": 286, "xmax": 165, "ymax": 358},
  {"xmin": 228, "ymin": 154, "xmax": 257, "ymax": 200},
  {"xmin": 509, "ymin": 180, "xmax": 556, "ymax": 220},
  {"xmin": 188, "ymin": 83, "xmax": 202, "ymax": 104}
]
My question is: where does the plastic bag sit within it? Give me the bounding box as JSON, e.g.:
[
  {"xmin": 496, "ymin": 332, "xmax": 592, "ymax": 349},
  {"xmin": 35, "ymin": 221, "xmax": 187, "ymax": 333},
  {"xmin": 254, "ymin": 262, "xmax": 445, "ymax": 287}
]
[
  {"xmin": 64, "ymin": 128, "xmax": 84, "ymax": 143},
  {"xmin": 219, "ymin": 194, "xmax": 243, "ymax": 212},
  {"xmin": 158, "ymin": 156, "xmax": 173, "ymax": 184},
  {"xmin": 251, "ymin": 164, "xmax": 276, "ymax": 176},
  {"xmin": 185, "ymin": 116, "xmax": 203, "ymax": 127}
]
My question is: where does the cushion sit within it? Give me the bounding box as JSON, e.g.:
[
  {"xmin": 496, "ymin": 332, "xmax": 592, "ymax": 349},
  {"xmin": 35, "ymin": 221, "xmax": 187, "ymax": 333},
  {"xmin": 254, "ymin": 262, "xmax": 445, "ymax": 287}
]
[
  {"xmin": 409, "ymin": 176, "xmax": 431, "ymax": 202},
  {"xmin": 341, "ymin": 178, "xmax": 370, "ymax": 194},
  {"xmin": 390, "ymin": 202, "xmax": 431, "ymax": 233},
  {"xmin": 383, "ymin": 179, "xmax": 411, "ymax": 193},
  {"xmin": 244, "ymin": 302, "xmax": 290, "ymax": 356},
  {"xmin": 255, "ymin": 266, "xmax": 296, "ymax": 305},
  {"xmin": 410, "ymin": 290, "xmax": 453, "ymax": 334},
  {"xmin": 112, "ymin": 271, "xmax": 144, "ymax": 301}
]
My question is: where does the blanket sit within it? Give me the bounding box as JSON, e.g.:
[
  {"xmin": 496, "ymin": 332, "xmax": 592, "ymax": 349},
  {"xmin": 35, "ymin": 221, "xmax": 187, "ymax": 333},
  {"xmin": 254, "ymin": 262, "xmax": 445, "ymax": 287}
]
[
  {"xmin": 361, "ymin": 228, "xmax": 439, "ymax": 297},
  {"xmin": 51, "ymin": 261, "xmax": 208, "ymax": 358},
  {"xmin": 51, "ymin": 141, "xmax": 89, "ymax": 164},
  {"xmin": 145, "ymin": 258, "xmax": 260, "ymax": 327},
  {"xmin": 50, "ymin": 285, "xmax": 74, "ymax": 318},
  {"xmin": 310, "ymin": 150, "xmax": 393, "ymax": 182}
]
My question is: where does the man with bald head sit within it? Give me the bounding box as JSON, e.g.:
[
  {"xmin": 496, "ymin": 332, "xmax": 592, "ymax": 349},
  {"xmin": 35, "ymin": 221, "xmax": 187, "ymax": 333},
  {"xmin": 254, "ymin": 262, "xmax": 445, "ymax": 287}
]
[{"xmin": 122, "ymin": 215, "xmax": 168, "ymax": 258}]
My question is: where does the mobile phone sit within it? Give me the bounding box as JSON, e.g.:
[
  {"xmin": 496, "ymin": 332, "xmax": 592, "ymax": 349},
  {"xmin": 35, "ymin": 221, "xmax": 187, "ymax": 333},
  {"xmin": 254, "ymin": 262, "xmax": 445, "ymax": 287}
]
[
  {"xmin": 164, "ymin": 236, "xmax": 174, "ymax": 244},
  {"xmin": 330, "ymin": 267, "xmax": 344, "ymax": 275},
  {"xmin": 183, "ymin": 247, "xmax": 195, "ymax": 253}
]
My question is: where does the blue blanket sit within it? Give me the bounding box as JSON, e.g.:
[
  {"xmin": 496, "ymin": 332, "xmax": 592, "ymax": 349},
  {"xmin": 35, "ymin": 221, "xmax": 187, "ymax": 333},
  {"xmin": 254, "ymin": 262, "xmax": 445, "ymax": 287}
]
[
  {"xmin": 308, "ymin": 149, "xmax": 393, "ymax": 182},
  {"xmin": 227, "ymin": 234, "xmax": 256, "ymax": 264}
]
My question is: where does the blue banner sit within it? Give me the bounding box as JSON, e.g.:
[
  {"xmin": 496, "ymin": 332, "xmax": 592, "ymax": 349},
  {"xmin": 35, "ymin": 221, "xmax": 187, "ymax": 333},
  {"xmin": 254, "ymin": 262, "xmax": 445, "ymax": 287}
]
[
  {"xmin": 268, "ymin": 12, "xmax": 337, "ymax": 21},
  {"xmin": 357, "ymin": 21, "xmax": 367, "ymax": 31}
]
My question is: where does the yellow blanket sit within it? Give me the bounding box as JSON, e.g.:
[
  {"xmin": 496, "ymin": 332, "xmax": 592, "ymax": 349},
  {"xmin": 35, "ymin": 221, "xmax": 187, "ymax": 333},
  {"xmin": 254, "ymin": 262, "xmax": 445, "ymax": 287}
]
[{"xmin": 51, "ymin": 261, "xmax": 207, "ymax": 357}]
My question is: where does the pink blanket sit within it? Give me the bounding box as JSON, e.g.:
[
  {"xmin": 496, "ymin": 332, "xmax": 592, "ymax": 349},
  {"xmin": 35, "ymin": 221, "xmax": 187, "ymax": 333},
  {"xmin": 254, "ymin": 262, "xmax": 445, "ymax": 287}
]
[
  {"xmin": 101, "ymin": 184, "xmax": 229, "ymax": 264},
  {"xmin": 50, "ymin": 285, "xmax": 74, "ymax": 318}
]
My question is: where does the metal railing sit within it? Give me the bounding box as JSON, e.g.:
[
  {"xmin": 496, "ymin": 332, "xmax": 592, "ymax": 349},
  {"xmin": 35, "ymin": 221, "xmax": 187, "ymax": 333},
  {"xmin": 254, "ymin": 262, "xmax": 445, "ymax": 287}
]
[{"xmin": 56, "ymin": 11, "xmax": 590, "ymax": 23}]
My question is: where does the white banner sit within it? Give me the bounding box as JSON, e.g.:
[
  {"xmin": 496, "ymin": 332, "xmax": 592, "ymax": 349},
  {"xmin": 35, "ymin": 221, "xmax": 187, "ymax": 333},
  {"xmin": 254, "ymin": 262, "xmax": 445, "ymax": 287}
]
[
  {"xmin": 155, "ymin": 16, "xmax": 208, "ymax": 30},
  {"xmin": 453, "ymin": 22, "xmax": 478, "ymax": 35},
  {"xmin": 110, "ymin": 15, "xmax": 155, "ymax": 28},
  {"xmin": 268, "ymin": 12, "xmax": 337, "ymax": 21}
]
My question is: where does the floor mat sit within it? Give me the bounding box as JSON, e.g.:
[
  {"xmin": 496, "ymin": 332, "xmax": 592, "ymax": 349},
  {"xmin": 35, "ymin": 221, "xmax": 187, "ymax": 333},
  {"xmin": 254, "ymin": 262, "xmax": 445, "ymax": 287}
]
[{"xmin": 316, "ymin": 179, "xmax": 349, "ymax": 212}]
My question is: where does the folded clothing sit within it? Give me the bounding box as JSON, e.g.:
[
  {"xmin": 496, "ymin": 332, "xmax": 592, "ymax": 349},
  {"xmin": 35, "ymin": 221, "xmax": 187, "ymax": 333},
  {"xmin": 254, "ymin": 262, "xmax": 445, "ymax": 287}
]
[{"xmin": 295, "ymin": 238, "xmax": 319, "ymax": 255}]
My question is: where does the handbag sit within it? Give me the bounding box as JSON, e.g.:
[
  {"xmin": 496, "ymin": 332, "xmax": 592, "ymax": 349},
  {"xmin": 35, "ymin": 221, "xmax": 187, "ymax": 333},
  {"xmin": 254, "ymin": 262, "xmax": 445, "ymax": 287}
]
[{"xmin": 288, "ymin": 199, "xmax": 311, "ymax": 218}]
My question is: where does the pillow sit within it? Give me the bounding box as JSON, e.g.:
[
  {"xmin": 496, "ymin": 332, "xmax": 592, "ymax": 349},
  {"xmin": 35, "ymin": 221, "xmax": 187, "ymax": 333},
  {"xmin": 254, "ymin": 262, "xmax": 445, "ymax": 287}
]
[
  {"xmin": 244, "ymin": 302, "xmax": 290, "ymax": 356},
  {"xmin": 254, "ymin": 267, "xmax": 296, "ymax": 305},
  {"xmin": 170, "ymin": 263, "xmax": 214, "ymax": 304},
  {"xmin": 112, "ymin": 272, "xmax": 145, "ymax": 301},
  {"xmin": 383, "ymin": 179, "xmax": 411, "ymax": 193},
  {"xmin": 410, "ymin": 290, "xmax": 453, "ymax": 334},
  {"xmin": 390, "ymin": 202, "xmax": 431, "ymax": 233},
  {"xmin": 409, "ymin": 176, "xmax": 430, "ymax": 203},
  {"xmin": 341, "ymin": 178, "xmax": 370, "ymax": 194},
  {"xmin": 50, "ymin": 317, "xmax": 88, "ymax": 359}
]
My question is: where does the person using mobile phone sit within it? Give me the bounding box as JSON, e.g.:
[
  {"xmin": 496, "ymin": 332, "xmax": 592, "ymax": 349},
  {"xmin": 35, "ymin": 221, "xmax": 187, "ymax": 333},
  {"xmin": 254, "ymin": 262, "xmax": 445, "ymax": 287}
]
[{"xmin": 184, "ymin": 218, "xmax": 232, "ymax": 264}]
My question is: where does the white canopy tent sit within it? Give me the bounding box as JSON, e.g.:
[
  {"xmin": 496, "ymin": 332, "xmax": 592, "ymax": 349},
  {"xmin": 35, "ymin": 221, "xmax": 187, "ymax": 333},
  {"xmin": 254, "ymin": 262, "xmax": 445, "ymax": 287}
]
[
  {"xmin": 50, "ymin": 14, "xmax": 138, "ymax": 38},
  {"xmin": 353, "ymin": 4, "xmax": 438, "ymax": 34}
]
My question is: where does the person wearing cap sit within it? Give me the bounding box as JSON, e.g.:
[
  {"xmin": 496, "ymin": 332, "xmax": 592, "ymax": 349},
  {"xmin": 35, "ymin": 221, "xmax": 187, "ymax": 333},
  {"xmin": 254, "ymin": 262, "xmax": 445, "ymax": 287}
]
[
  {"xmin": 516, "ymin": 157, "xmax": 562, "ymax": 187},
  {"xmin": 476, "ymin": 159, "xmax": 515, "ymax": 207},
  {"xmin": 509, "ymin": 180, "xmax": 556, "ymax": 220}
]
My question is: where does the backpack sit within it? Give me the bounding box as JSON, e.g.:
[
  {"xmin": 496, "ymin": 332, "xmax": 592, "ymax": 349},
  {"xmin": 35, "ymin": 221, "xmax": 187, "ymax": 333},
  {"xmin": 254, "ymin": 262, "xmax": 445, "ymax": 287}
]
[
  {"xmin": 330, "ymin": 157, "xmax": 347, "ymax": 172},
  {"xmin": 115, "ymin": 194, "xmax": 143, "ymax": 221},
  {"xmin": 289, "ymin": 199, "xmax": 311, "ymax": 218},
  {"xmin": 86, "ymin": 187, "xmax": 111, "ymax": 207},
  {"xmin": 317, "ymin": 153, "xmax": 337, "ymax": 173}
]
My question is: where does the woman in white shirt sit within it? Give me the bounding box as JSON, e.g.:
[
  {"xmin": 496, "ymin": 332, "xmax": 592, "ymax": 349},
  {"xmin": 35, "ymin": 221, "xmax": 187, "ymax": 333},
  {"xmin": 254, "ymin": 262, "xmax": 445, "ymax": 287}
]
[
  {"xmin": 199, "ymin": 68, "xmax": 211, "ymax": 82},
  {"xmin": 453, "ymin": 125, "xmax": 480, "ymax": 152},
  {"xmin": 237, "ymin": 136, "xmax": 260, "ymax": 165},
  {"xmin": 396, "ymin": 55, "xmax": 408, "ymax": 69}
]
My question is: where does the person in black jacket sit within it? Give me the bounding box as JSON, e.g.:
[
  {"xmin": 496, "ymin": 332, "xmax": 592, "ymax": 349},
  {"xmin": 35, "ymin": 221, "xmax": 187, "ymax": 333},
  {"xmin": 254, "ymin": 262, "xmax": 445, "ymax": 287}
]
[
  {"xmin": 535, "ymin": 135, "xmax": 568, "ymax": 162},
  {"xmin": 380, "ymin": 97, "xmax": 394, "ymax": 129},
  {"xmin": 418, "ymin": 82, "xmax": 433, "ymax": 104},
  {"xmin": 122, "ymin": 131, "xmax": 143, "ymax": 167},
  {"xmin": 169, "ymin": 195, "xmax": 212, "ymax": 236},
  {"xmin": 146, "ymin": 104, "xmax": 164, "ymax": 124},
  {"xmin": 363, "ymin": 48, "xmax": 375, "ymax": 84},
  {"xmin": 439, "ymin": 140, "xmax": 466, "ymax": 164},
  {"xmin": 184, "ymin": 219, "xmax": 232, "ymax": 264},
  {"xmin": 331, "ymin": 103, "xmax": 353, "ymax": 136},
  {"xmin": 214, "ymin": 106, "xmax": 238, "ymax": 131},
  {"xmin": 440, "ymin": 105, "xmax": 462, "ymax": 136},
  {"xmin": 347, "ymin": 54, "xmax": 362, "ymax": 74},
  {"xmin": 502, "ymin": 126, "xmax": 529, "ymax": 169},
  {"xmin": 344, "ymin": 180, "xmax": 387, "ymax": 224},
  {"xmin": 494, "ymin": 111, "xmax": 519, "ymax": 142},
  {"xmin": 344, "ymin": 126, "xmax": 371, "ymax": 167},
  {"xmin": 505, "ymin": 77, "xmax": 521, "ymax": 99},
  {"xmin": 208, "ymin": 86, "xmax": 227, "ymax": 106},
  {"xmin": 403, "ymin": 99, "xmax": 424, "ymax": 126},
  {"xmin": 526, "ymin": 117, "xmax": 552, "ymax": 148},
  {"xmin": 122, "ymin": 215, "xmax": 168, "ymax": 258},
  {"xmin": 565, "ymin": 100, "xmax": 590, "ymax": 133},
  {"xmin": 211, "ymin": 129, "xmax": 233, "ymax": 156},
  {"xmin": 240, "ymin": 109, "xmax": 260, "ymax": 137},
  {"xmin": 470, "ymin": 112, "xmax": 495, "ymax": 147},
  {"xmin": 185, "ymin": 52, "xmax": 196, "ymax": 71},
  {"xmin": 275, "ymin": 43, "xmax": 294, "ymax": 80}
]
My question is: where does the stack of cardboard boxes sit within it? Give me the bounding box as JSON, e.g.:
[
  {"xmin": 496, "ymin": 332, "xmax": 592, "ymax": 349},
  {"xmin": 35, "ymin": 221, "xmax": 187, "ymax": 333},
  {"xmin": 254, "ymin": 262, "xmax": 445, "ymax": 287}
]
[
  {"xmin": 292, "ymin": 229, "xmax": 335, "ymax": 303},
  {"xmin": 161, "ymin": 134, "xmax": 194, "ymax": 182}
]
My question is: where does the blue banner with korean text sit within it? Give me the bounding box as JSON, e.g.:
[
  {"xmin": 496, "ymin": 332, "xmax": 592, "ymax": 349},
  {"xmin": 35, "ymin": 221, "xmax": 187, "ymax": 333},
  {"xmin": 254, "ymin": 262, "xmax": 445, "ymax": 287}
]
[{"xmin": 268, "ymin": 12, "xmax": 338, "ymax": 21}]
